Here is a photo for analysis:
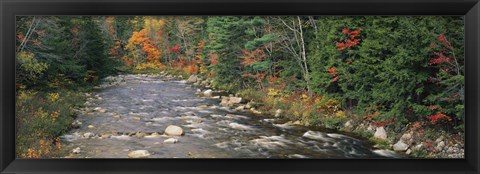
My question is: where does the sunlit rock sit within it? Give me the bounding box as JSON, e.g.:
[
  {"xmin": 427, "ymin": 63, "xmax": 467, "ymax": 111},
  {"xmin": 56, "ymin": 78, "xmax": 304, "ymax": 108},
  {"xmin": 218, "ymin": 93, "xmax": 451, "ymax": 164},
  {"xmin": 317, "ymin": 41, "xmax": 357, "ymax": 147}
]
[
  {"xmin": 128, "ymin": 150, "xmax": 151, "ymax": 158},
  {"xmin": 165, "ymin": 125, "xmax": 184, "ymax": 136}
]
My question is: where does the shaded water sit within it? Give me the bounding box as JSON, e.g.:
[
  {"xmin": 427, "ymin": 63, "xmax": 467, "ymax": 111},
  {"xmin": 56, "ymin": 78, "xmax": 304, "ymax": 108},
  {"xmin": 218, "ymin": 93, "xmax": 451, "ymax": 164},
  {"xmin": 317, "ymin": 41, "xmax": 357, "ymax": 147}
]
[{"xmin": 61, "ymin": 74, "xmax": 400, "ymax": 158}]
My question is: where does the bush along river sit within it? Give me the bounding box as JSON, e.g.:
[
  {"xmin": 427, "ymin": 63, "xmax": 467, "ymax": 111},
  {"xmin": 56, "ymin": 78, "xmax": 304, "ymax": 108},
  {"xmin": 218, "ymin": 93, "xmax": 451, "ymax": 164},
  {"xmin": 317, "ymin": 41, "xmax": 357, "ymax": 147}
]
[{"xmin": 60, "ymin": 73, "xmax": 403, "ymax": 158}]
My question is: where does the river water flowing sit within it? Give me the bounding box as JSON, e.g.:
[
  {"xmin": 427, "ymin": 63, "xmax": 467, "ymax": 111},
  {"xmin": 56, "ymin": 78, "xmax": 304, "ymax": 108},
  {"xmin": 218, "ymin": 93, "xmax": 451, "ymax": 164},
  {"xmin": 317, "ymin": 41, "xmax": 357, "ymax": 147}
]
[{"xmin": 61, "ymin": 74, "xmax": 400, "ymax": 158}]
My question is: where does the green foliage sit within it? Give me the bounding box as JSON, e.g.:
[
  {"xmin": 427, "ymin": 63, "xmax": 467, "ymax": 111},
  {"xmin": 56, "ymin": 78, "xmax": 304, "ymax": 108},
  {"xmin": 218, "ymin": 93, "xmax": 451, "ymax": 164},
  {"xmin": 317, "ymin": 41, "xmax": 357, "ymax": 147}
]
[
  {"xmin": 205, "ymin": 16, "xmax": 246, "ymax": 87},
  {"xmin": 307, "ymin": 16, "xmax": 464, "ymax": 129},
  {"xmin": 16, "ymin": 90, "xmax": 85, "ymax": 158},
  {"xmin": 16, "ymin": 51, "xmax": 48, "ymax": 86},
  {"xmin": 78, "ymin": 16, "xmax": 117, "ymax": 80}
]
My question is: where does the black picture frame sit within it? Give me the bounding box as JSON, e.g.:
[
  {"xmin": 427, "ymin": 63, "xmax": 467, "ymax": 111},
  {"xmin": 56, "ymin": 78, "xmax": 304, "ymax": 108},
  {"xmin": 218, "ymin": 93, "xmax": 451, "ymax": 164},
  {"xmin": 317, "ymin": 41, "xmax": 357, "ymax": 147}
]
[{"xmin": 1, "ymin": 0, "xmax": 479, "ymax": 173}]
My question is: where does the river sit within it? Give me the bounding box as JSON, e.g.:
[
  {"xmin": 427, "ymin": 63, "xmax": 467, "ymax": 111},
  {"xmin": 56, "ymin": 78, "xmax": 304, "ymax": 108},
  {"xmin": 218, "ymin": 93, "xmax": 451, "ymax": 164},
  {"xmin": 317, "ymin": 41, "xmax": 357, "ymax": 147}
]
[{"xmin": 60, "ymin": 74, "xmax": 400, "ymax": 158}]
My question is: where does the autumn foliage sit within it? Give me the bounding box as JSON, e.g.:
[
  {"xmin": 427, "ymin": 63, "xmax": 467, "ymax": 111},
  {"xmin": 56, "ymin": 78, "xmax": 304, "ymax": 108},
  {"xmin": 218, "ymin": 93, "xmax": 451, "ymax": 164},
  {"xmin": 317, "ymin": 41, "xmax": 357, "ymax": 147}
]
[{"xmin": 336, "ymin": 28, "xmax": 361, "ymax": 50}]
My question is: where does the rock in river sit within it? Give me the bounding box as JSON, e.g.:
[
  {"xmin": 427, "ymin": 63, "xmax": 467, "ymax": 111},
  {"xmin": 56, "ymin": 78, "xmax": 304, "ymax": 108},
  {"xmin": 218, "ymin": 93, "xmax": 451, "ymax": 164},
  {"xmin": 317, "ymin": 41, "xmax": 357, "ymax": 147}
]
[
  {"xmin": 164, "ymin": 138, "xmax": 178, "ymax": 144},
  {"xmin": 229, "ymin": 97, "xmax": 243, "ymax": 105},
  {"xmin": 72, "ymin": 147, "xmax": 81, "ymax": 154},
  {"xmin": 165, "ymin": 125, "xmax": 184, "ymax": 136},
  {"xmin": 128, "ymin": 150, "xmax": 151, "ymax": 158},
  {"xmin": 203, "ymin": 89, "xmax": 213, "ymax": 97}
]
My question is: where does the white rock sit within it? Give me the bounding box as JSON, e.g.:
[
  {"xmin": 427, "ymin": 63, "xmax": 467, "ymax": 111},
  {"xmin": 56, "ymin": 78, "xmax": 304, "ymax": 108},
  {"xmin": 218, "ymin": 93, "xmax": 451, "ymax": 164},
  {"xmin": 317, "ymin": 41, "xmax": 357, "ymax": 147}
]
[
  {"xmin": 235, "ymin": 105, "xmax": 245, "ymax": 111},
  {"xmin": 436, "ymin": 141, "xmax": 446, "ymax": 151},
  {"xmin": 163, "ymin": 138, "xmax": 178, "ymax": 144},
  {"xmin": 435, "ymin": 135, "xmax": 445, "ymax": 143},
  {"xmin": 344, "ymin": 120, "xmax": 354, "ymax": 129},
  {"xmin": 83, "ymin": 132, "xmax": 95, "ymax": 138},
  {"xmin": 72, "ymin": 147, "xmax": 81, "ymax": 154},
  {"xmin": 228, "ymin": 97, "xmax": 243, "ymax": 105},
  {"xmin": 274, "ymin": 109, "xmax": 283, "ymax": 118},
  {"xmin": 203, "ymin": 89, "xmax": 213, "ymax": 97},
  {"xmin": 374, "ymin": 126, "xmax": 387, "ymax": 140},
  {"xmin": 220, "ymin": 98, "xmax": 230, "ymax": 106},
  {"xmin": 87, "ymin": 125, "xmax": 95, "ymax": 129},
  {"xmin": 367, "ymin": 124, "xmax": 376, "ymax": 132},
  {"xmin": 186, "ymin": 75, "xmax": 198, "ymax": 83},
  {"xmin": 165, "ymin": 125, "xmax": 184, "ymax": 136},
  {"xmin": 393, "ymin": 140, "xmax": 409, "ymax": 151},
  {"xmin": 128, "ymin": 150, "xmax": 151, "ymax": 158},
  {"xmin": 245, "ymin": 103, "xmax": 252, "ymax": 109}
]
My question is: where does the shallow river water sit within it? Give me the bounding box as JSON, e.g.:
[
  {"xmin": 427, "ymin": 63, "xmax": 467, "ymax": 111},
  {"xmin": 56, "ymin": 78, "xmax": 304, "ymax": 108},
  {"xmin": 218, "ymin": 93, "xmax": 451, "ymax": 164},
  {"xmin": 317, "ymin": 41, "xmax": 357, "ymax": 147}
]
[{"xmin": 61, "ymin": 74, "xmax": 401, "ymax": 158}]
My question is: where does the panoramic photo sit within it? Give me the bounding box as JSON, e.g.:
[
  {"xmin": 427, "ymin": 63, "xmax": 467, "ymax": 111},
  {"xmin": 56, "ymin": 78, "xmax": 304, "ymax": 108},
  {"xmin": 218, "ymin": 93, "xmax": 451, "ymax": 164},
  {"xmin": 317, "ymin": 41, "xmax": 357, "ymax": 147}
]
[{"xmin": 15, "ymin": 16, "xmax": 464, "ymax": 159}]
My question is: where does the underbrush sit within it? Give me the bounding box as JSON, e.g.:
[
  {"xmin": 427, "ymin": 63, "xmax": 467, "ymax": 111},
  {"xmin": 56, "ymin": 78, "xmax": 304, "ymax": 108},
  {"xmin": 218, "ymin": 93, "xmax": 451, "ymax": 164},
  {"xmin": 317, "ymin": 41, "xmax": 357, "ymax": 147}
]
[{"xmin": 16, "ymin": 90, "xmax": 85, "ymax": 158}]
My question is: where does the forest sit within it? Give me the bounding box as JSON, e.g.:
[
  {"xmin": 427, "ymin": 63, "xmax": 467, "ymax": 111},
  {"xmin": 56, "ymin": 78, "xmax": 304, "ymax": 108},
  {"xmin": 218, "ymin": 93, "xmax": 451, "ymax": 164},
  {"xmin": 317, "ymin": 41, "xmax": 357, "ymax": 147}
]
[{"xmin": 15, "ymin": 16, "xmax": 464, "ymax": 158}]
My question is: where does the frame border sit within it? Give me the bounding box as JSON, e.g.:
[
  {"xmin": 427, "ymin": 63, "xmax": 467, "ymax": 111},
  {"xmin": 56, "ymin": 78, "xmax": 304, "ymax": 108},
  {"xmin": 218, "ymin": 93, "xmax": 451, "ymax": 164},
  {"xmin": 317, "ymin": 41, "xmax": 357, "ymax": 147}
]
[{"xmin": 1, "ymin": 0, "xmax": 479, "ymax": 174}]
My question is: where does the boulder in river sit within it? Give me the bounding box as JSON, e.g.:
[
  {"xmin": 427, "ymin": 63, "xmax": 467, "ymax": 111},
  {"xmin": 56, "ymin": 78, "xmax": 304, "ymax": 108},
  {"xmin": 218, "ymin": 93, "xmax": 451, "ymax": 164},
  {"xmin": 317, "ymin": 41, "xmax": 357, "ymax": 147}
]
[
  {"xmin": 165, "ymin": 125, "xmax": 184, "ymax": 136},
  {"xmin": 229, "ymin": 97, "xmax": 243, "ymax": 105},
  {"xmin": 203, "ymin": 89, "xmax": 213, "ymax": 97},
  {"xmin": 374, "ymin": 126, "xmax": 387, "ymax": 140},
  {"xmin": 128, "ymin": 150, "xmax": 151, "ymax": 158},
  {"xmin": 187, "ymin": 75, "xmax": 198, "ymax": 83}
]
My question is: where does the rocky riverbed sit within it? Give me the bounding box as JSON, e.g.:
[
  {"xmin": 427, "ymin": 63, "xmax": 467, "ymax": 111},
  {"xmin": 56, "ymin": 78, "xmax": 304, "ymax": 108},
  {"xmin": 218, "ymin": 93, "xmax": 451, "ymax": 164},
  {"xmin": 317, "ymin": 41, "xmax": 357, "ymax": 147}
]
[{"xmin": 61, "ymin": 74, "xmax": 401, "ymax": 158}]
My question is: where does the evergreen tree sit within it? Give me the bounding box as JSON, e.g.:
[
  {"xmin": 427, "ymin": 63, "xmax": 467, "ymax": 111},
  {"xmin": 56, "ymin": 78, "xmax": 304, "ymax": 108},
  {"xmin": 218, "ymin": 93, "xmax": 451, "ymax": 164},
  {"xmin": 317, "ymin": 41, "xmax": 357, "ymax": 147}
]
[{"xmin": 77, "ymin": 16, "xmax": 115, "ymax": 81}]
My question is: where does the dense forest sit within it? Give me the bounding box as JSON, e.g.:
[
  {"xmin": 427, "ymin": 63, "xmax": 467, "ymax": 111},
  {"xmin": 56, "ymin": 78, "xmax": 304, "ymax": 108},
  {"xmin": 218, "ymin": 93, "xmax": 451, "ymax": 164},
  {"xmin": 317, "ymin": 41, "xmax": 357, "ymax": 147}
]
[{"xmin": 16, "ymin": 16, "xmax": 464, "ymax": 158}]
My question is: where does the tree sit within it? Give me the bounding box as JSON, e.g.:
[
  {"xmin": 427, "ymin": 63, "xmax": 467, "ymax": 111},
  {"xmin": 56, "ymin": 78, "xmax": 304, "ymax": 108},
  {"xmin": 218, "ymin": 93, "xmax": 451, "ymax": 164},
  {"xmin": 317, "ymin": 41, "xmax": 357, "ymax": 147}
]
[{"xmin": 77, "ymin": 16, "xmax": 115, "ymax": 81}]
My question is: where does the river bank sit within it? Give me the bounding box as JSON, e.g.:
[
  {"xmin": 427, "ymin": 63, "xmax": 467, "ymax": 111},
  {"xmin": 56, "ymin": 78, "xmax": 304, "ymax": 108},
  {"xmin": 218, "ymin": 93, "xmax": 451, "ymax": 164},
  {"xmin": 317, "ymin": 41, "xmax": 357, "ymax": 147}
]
[{"xmin": 175, "ymin": 72, "xmax": 464, "ymax": 159}]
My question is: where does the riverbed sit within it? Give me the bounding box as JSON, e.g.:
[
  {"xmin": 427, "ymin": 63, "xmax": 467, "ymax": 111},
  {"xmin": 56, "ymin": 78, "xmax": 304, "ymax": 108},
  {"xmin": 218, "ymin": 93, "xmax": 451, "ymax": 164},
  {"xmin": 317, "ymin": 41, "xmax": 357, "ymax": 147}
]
[{"xmin": 61, "ymin": 74, "xmax": 400, "ymax": 158}]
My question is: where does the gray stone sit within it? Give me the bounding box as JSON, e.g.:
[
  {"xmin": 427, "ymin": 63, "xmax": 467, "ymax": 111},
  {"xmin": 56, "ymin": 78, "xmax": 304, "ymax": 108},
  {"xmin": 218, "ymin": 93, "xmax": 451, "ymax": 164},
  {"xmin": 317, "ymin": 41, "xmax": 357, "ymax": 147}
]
[
  {"xmin": 165, "ymin": 125, "xmax": 184, "ymax": 136},
  {"xmin": 436, "ymin": 141, "xmax": 446, "ymax": 151},
  {"xmin": 203, "ymin": 89, "xmax": 213, "ymax": 97},
  {"xmin": 344, "ymin": 120, "xmax": 354, "ymax": 129},
  {"xmin": 163, "ymin": 138, "xmax": 178, "ymax": 144},
  {"xmin": 135, "ymin": 132, "xmax": 147, "ymax": 138},
  {"xmin": 83, "ymin": 132, "xmax": 95, "ymax": 138},
  {"xmin": 435, "ymin": 135, "xmax": 445, "ymax": 143},
  {"xmin": 374, "ymin": 127, "xmax": 387, "ymax": 140},
  {"xmin": 406, "ymin": 149, "xmax": 412, "ymax": 155},
  {"xmin": 186, "ymin": 75, "xmax": 198, "ymax": 83},
  {"xmin": 128, "ymin": 150, "xmax": 151, "ymax": 158},
  {"xmin": 229, "ymin": 97, "xmax": 243, "ymax": 105},
  {"xmin": 393, "ymin": 140, "xmax": 409, "ymax": 151},
  {"xmin": 367, "ymin": 124, "xmax": 376, "ymax": 133},
  {"xmin": 72, "ymin": 147, "xmax": 81, "ymax": 154},
  {"xmin": 235, "ymin": 105, "xmax": 245, "ymax": 111},
  {"xmin": 274, "ymin": 109, "xmax": 283, "ymax": 118}
]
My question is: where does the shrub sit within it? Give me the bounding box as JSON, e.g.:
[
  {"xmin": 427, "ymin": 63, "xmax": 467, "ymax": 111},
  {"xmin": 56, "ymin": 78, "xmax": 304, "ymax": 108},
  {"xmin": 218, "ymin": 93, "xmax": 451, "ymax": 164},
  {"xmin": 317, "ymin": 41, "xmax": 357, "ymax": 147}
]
[{"xmin": 16, "ymin": 90, "xmax": 85, "ymax": 158}]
